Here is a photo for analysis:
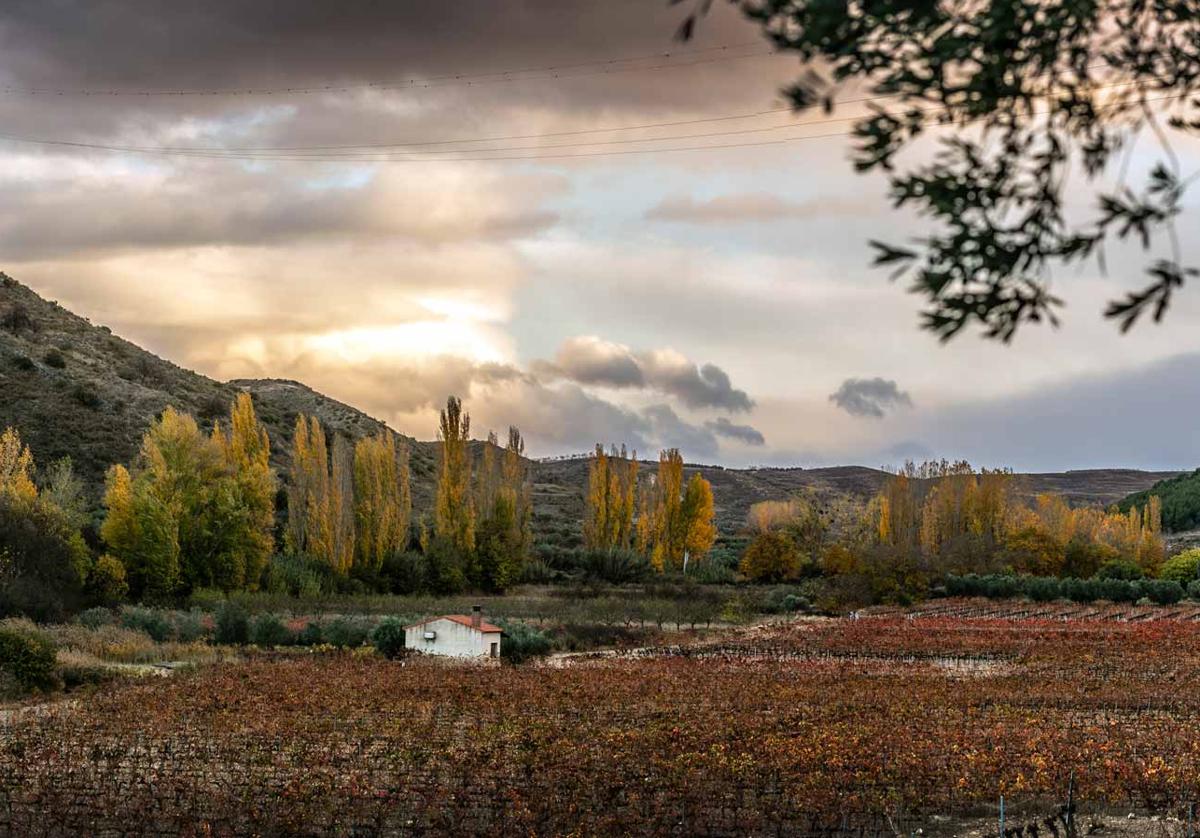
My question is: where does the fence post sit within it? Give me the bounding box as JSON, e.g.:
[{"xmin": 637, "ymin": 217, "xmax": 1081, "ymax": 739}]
[{"xmin": 999, "ymin": 795, "xmax": 1005, "ymax": 838}]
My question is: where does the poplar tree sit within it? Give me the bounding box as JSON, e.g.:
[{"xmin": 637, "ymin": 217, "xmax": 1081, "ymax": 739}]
[
  {"xmin": 331, "ymin": 435, "xmax": 356, "ymax": 574},
  {"xmin": 434, "ymin": 396, "xmax": 474, "ymax": 554},
  {"xmin": 583, "ymin": 444, "xmax": 638, "ymax": 551},
  {"xmin": 637, "ymin": 449, "xmax": 714, "ymax": 572},
  {"xmin": 353, "ymin": 431, "xmax": 411, "ymax": 572},
  {"xmin": 0, "ymin": 427, "xmax": 36, "ymax": 504}
]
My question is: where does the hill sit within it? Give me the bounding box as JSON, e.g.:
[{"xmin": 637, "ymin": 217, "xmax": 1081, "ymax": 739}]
[
  {"xmin": 0, "ymin": 272, "xmax": 1182, "ymax": 543},
  {"xmin": 1119, "ymin": 469, "xmax": 1200, "ymax": 533}
]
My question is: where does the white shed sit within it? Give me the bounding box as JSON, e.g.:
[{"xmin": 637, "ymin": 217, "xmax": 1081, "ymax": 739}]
[{"xmin": 404, "ymin": 606, "xmax": 502, "ymax": 659}]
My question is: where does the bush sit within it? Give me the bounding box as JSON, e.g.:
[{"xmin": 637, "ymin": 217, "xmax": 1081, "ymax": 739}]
[
  {"xmin": 323, "ymin": 616, "xmax": 372, "ymax": 648},
  {"xmin": 1024, "ymin": 576, "xmax": 1061, "ymax": 602},
  {"xmin": 371, "ymin": 618, "xmax": 407, "ymax": 659},
  {"xmin": 71, "ymin": 383, "xmax": 102, "ymax": 410},
  {"xmin": 1188, "ymin": 580, "xmax": 1200, "ymax": 601},
  {"xmin": 1095, "ymin": 559, "xmax": 1144, "ymax": 581},
  {"xmin": 500, "ymin": 622, "xmax": 553, "ymax": 664},
  {"xmin": 189, "ymin": 587, "xmax": 226, "ymax": 613},
  {"xmin": 0, "ymin": 626, "xmax": 59, "ymax": 692},
  {"xmin": 87, "ymin": 555, "xmax": 128, "ymax": 608},
  {"xmin": 0, "ymin": 494, "xmax": 89, "ymax": 622},
  {"xmin": 8, "ymin": 354, "xmax": 34, "ymax": 372},
  {"xmin": 1160, "ymin": 549, "xmax": 1200, "ymax": 584},
  {"xmin": 42, "ymin": 348, "xmax": 66, "ymax": 369},
  {"xmin": 1137, "ymin": 578, "xmax": 1184, "ymax": 605},
  {"xmin": 581, "ymin": 549, "xmax": 651, "ymax": 585},
  {"xmin": 120, "ymin": 606, "xmax": 173, "ymax": 642},
  {"xmin": 297, "ymin": 620, "xmax": 324, "ymax": 646},
  {"xmin": 215, "ymin": 600, "xmax": 250, "ymax": 645},
  {"xmin": 249, "ymin": 613, "xmax": 291, "ymax": 647},
  {"xmin": 173, "ymin": 610, "xmax": 207, "ymax": 642},
  {"xmin": 76, "ymin": 606, "xmax": 116, "ymax": 630}
]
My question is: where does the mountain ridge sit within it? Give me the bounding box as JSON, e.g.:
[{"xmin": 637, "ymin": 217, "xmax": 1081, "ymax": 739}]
[{"xmin": 0, "ymin": 272, "xmax": 1183, "ymax": 540}]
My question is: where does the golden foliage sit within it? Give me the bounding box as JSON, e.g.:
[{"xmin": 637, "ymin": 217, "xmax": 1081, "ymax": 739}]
[
  {"xmin": 434, "ymin": 396, "xmax": 474, "ymax": 553},
  {"xmin": 353, "ymin": 431, "xmax": 411, "ymax": 572}
]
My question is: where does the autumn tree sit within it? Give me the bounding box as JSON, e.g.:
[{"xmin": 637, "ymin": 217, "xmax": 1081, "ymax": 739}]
[
  {"xmin": 739, "ymin": 530, "xmax": 801, "ymax": 583},
  {"xmin": 434, "ymin": 396, "xmax": 474, "ymax": 553},
  {"xmin": 103, "ymin": 402, "xmax": 276, "ymax": 598},
  {"xmin": 583, "ymin": 444, "xmax": 638, "ymax": 551},
  {"xmin": 331, "ymin": 435, "xmax": 356, "ymax": 574},
  {"xmin": 353, "ymin": 431, "xmax": 411, "ymax": 572},
  {"xmin": 0, "ymin": 427, "xmax": 90, "ymax": 619},
  {"xmin": 637, "ymin": 449, "xmax": 715, "ymax": 572}
]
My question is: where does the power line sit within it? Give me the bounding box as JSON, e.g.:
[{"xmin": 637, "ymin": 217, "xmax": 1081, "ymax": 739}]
[
  {"xmin": 0, "ymin": 41, "xmax": 773, "ymax": 97},
  {"xmin": 0, "ymin": 81, "xmax": 1166, "ymax": 163}
]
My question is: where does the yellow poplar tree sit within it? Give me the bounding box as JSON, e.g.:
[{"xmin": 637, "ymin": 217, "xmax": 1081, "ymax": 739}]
[
  {"xmin": 0, "ymin": 427, "xmax": 37, "ymax": 504},
  {"xmin": 681, "ymin": 473, "xmax": 717, "ymax": 570},
  {"xmin": 215, "ymin": 393, "xmax": 276, "ymax": 586},
  {"xmin": 434, "ymin": 396, "xmax": 474, "ymax": 553},
  {"xmin": 331, "ymin": 435, "xmax": 356, "ymax": 574},
  {"xmin": 584, "ymin": 444, "xmax": 638, "ymax": 551},
  {"xmin": 353, "ymin": 431, "xmax": 411, "ymax": 572}
]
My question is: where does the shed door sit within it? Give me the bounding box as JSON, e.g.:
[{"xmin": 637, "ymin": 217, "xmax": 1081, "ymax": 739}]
[{"xmin": 490, "ymin": 642, "xmax": 498, "ymax": 658}]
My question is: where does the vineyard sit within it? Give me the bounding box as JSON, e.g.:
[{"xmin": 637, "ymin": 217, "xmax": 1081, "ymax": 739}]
[{"xmin": 5, "ymin": 617, "xmax": 1200, "ymax": 835}]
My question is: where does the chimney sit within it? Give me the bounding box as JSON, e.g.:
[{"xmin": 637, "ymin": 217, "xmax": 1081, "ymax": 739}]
[{"xmin": 471, "ymin": 605, "xmax": 482, "ymax": 630}]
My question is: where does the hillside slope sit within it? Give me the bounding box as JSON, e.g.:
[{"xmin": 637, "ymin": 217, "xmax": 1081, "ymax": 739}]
[
  {"xmin": 1120, "ymin": 469, "xmax": 1200, "ymax": 533},
  {"xmin": 0, "ymin": 272, "xmax": 1182, "ymax": 542}
]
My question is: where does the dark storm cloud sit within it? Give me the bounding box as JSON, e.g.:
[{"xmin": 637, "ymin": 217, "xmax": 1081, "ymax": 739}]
[
  {"xmin": 829, "ymin": 377, "xmax": 913, "ymax": 418},
  {"xmin": 0, "ymin": 1, "xmax": 790, "ymax": 141},
  {"xmin": 536, "ymin": 336, "xmax": 754, "ymax": 412},
  {"xmin": 705, "ymin": 417, "xmax": 766, "ymax": 445}
]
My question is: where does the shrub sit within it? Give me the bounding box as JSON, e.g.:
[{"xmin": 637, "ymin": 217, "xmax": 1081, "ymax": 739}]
[
  {"xmin": 249, "ymin": 613, "xmax": 291, "ymax": 647},
  {"xmin": 76, "ymin": 606, "xmax": 116, "ymax": 630},
  {"xmin": 42, "ymin": 348, "xmax": 66, "ymax": 369},
  {"xmin": 215, "ymin": 600, "xmax": 250, "ymax": 645},
  {"xmin": 1160, "ymin": 549, "xmax": 1200, "ymax": 584},
  {"xmin": 1095, "ymin": 559, "xmax": 1144, "ymax": 581},
  {"xmin": 1138, "ymin": 579, "xmax": 1184, "ymax": 605},
  {"xmin": 0, "ymin": 626, "xmax": 58, "ymax": 692},
  {"xmin": 120, "ymin": 606, "xmax": 173, "ymax": 642},
  {"xmin": 189, "ymin": 587, "xmax": 226, "ymax": 613},
  {"xmin": 297, "ymin": 621, "xmax": 324, "ymax": 646},
  {"xmin": 71, "ymin": 383, "xmax": 102, "ymax": 409},
  {"xmin": 582, "ymin": 549, "xmax": 651, "ymax": 585},
  {"xmin": 8, "ymin": 354, "xmax": 34, "ymax": 372},
  {"xmin": 1188, "ymin": 580, "xmax": 1200, "ymax": 601},
  {"xmin": 500, "ymin": 622, "xmax": 553, "ymax": 664},
  {"xmin": 87, "ymin": 555, "xmax": 128, "ymax": 608},
  {"xmin": 1024, "ymin": 576, "xmax": 1061, "ymax": 602},
  {"xmin": 739, "ymin": 531, "xmax": 801, "ymax": 582},
  {"xmin": 0, "ymin": 494, "xmax": 89, "ymax": 622},
  {"xmin": 0, "ymin": 303, "xmax": 35, "ymax": 334},
  {"xmin": 371, "ymin": 618, "xmax": 407, "ymax": 659},
  {"xmin": 323, "ymin": 616, "xmax": 372, "ymax": 648},
  {"xmin": 173, "ymin": 610, "xmax": 207, "ymax": 642}
]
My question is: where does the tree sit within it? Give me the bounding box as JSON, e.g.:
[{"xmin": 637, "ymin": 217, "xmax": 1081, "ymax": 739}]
[
  {"xmin": 213, "ymin": 393, "xmax": 276, "ymax": 585},
  {"xmin": 0, "ymin": 428, "xmax": 90, "ymax": 620},
  {"xmin": 739, "ymin": 530, "xmax": 800, "ymax": 583},
  {"xmin": 677, "ymin": 0, "xmax": 1200, "ymax": 341},
  {"xmin": 331, "ymin": 435, "xmax": 356, "ymax": 574},
  {"xmin": 680, "ymin": 473, "xmax": 717, "ymax": 571},
  {"xmin": 637, "ymin": 450, "xmax": 714, "ymax": 572},
  {"xmin": 0, "ymin": 427, "xmax": 36, "ymax": 504},
  {"xmin": 434, "ymin": 396, "xmax": 475, "ymax": 554},
  {"xmin": 353, "ymin": 431, "xmax": 411, "ymax": 572},
  {"xmin": 583, "ymin": 444, "xmax": 638, "ymax": 551},
  {"xmin": 102, "ymin": 403, "xmax": 276, "ymax": 597}
]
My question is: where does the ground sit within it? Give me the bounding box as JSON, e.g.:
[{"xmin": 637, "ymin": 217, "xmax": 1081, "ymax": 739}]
[{"xmin": 4, "ymin": 610, "xmax": 1200, "ymax": 835}]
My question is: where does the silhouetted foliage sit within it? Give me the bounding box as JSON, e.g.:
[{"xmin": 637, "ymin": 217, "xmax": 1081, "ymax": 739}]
[{"xmin": 677, "ymin": 0, "xmax": 1200, "ymax": 340}]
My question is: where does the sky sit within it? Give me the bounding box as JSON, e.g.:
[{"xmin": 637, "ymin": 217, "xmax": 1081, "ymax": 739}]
[{"xmin": 1, "ymin": 0, "xmax": 1199, "ymax": 471}]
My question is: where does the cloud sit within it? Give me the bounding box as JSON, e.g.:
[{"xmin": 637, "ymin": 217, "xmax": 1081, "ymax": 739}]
[
  {"xmin": 705, "ymin": 417, "xmax": 766, "ymax": 446},
  {"xmin": 829, "ymin": 377, "xmax": 913, "ymax": 418},
  {"xmin": 645, "ymin": 192, "xmax": 871, "ymax": 223},
  {"xmin": 0, "ymin": 163, "xmax": 563, "ymax": 261},
  {"xmin": 537, "ymin": 336, "xmax": 754, "ymax": 412}
]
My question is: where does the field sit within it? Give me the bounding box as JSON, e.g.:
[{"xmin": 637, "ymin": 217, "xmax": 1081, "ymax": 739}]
[{"xmin": 5, "ymin": 615, "xmax": 1200, "ymax": 836}]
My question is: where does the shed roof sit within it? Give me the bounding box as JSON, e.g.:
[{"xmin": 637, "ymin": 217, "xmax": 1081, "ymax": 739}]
[{"xmin": 405, "ymin": 614, "xmax": 503, "ymax": 633}]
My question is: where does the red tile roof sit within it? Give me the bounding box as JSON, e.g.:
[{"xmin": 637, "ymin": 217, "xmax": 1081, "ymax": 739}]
[{"xmin": 405, "ymin": 614, "xmax": 503, "ymax": 633}]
